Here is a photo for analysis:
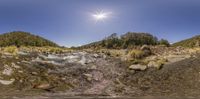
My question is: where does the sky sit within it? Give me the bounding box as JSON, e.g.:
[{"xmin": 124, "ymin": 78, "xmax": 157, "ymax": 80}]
[{"xmin": 0, "ymin": 0, "xmax": 200, "ymax": 47}]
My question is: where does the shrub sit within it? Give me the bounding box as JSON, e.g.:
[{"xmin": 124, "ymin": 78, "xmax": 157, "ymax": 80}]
[
  {"xmin": 3, "ymin": 46, "xmax": 18, "ymax": 55},
  {"xmin": 48, "ymin": 47, "xmax": 63, "ymax": 54}
]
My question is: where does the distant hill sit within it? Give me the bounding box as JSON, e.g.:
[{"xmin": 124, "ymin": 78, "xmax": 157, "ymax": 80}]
[
  {"xmin": 173, "ymin": 35, "xmax": 200, "ymax": 47},
  {"xmin": 81, "ymin": 32, "xmax": 170, "ymax": 49},
  {"xmin": 0, "ymin": 31, "xmax": 59, "ymax": 47}
]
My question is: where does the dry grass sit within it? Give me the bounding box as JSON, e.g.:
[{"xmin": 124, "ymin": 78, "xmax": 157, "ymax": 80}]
[
  {"xmin": 128, "ymin": 49, "xmax": 145, "ymax": 59},
  {"xmin": 3, "ymin": 46, "xmax": 18, "ymax": 55}
]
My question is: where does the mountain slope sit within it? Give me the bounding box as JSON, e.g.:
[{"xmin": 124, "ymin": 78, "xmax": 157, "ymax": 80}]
[
  {"xmin": 81, "ymin": 32, "xmax": 169, "ymax": 49},
  {"xmin": 0, "ymin": 31, "xmax": 59, "ymax": 47},
  {"xmin": 173, "ymin": 35, "xmax": 200, "ymax": 47}
]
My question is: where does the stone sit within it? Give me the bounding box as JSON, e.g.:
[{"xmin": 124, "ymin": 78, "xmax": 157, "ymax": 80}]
[
  {"xmin": 63, "ymin": 55, "xmax": 80, "ymax": 63},
  {"xmin": 79, "ymin": 56, "xmax": 87, "ymax": 65},
  {"xmin": 31, "ymin": 72, "xmax": 38, "ymax": 75},
  {"xmin": 129, "ymin": 64, "xmax": 147, "ymax": 71},
  {"xmin": 0, "ymin": 79, "xmax": 15, "ymax": 85},
  {"xmin": 84, "ymin": 74, "xmax": 93, "ymax": 81},
  {"xmin": 2, "ymin": 65, "xmax": 13, "ymax": 76},
  {"xmin": 90, "ymin": 65, "xmax": 97, "ymax": 69},
  {"xmin": 147, "ymin": 60, "xmax": 164, "ymax": 69},
  {"xmin": 47, "ymin": 54, "xmax": 63, "ymax": 61},
  {"xmin": 17, "ymin": 51, "xmax": 29, "ymax": 55},
  {"xmin": 93, "ymin": 54, "xmax": 100, "ymax": 58},
  {"xmin": 36, "ymin": 83, "xmax": 51, "ymax": 90}
]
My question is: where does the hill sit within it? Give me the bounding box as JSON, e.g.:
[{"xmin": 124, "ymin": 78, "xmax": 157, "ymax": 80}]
[
  {"xmin": 81, "ymin": 32, "xmax": 170, "ymax": 49},
  {"xmin": 173, "ymin": 35, "xmax": 200, "ymax": 47},
  {"xmin": 0, "ymin": 31, "xmax": 59, "ymax": 47}
]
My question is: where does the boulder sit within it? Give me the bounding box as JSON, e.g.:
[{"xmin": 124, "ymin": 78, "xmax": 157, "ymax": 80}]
[
  {"xmin": 129, "ymin": 64, "xmax": 147, "ymax": 71},
  {"xmin": 0, "ymin": 79, "xmax": 15, "ymax": 85},
  {"xmin": 147, "ymin": 60, "xmax": 165, "ymax": 69}
]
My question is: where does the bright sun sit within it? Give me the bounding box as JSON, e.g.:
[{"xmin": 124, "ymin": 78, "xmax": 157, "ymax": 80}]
[{"xmin": 92, "ymin": 10, "xmax": 110, "ymax": 22}]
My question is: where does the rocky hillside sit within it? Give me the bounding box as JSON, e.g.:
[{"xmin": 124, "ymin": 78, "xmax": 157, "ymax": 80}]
[
  {"xmin": 0, "ymin": 31, "xmax": 59, "ymax": 47},
  {"xmin": 173, "ymin": 35, "xmax": 200, "ymax": 47}
]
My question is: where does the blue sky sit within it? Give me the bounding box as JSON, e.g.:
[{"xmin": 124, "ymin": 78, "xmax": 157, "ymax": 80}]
[{"xmin": 0, "ymin": 0, "xmax": 200, "ymax": 47}]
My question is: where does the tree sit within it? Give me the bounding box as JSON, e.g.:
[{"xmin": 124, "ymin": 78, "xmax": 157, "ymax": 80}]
[{"xmin": 159, "ymin": 39, "xmax": 170, "ymax": 46}]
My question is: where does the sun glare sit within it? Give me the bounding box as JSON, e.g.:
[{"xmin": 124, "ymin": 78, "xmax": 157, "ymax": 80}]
[{"xmin": 92, "ymin": 10, "xmax": 110, "ymax": 22}]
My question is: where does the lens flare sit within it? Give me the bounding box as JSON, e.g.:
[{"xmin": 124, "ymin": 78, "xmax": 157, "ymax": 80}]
[{"xmin": 92, "ymin": 10, "xmax": 111, "ymax": 22}]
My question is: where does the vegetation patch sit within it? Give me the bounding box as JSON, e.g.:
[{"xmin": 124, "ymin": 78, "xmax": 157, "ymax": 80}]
[{"xmin": 3, "ymin": 46, "xmax": 18, "ymax": 55}]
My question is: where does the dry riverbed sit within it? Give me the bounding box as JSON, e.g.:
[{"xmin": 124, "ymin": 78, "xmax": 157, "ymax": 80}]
[{"xmin": 0, "ymin": 47, "xmax": 199, "ymax": 98}]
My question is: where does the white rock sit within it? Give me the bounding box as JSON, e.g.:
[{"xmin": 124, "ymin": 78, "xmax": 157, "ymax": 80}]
[
  {"xmin": 2, "ymin": 65, "xmax": 13, "ymax": 76},
  {"xmin": 78, "ymin": 52, "xmax": 87, "ymax": 55},
  {"xmin": 79, "ymin": 56, "xmax": 87, "ymax": 65},
  {"xmin": 63, "ymin": 55, "xmax": 80, "ymax": 63},
  {"xmin": 0, "ymin": 79, "xmax": 15, "ymax": 85},
  {"xmin": 103, "ymin": 55, "xmax": 107, "ymax": 59},
  {"xmin": 49, "ymin": 61, "xmax": 64, "ymax": 66},
  {"xmin": 17, "ymin": 51, "xmax": 29, "ymax": 55},
  {"xmin": 47, "ymin": 54, "xmax": 63, "ymax": 60},
  {"xmin": 93, "ymin": 54, "xmax": 100, "ymax": 58}
]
